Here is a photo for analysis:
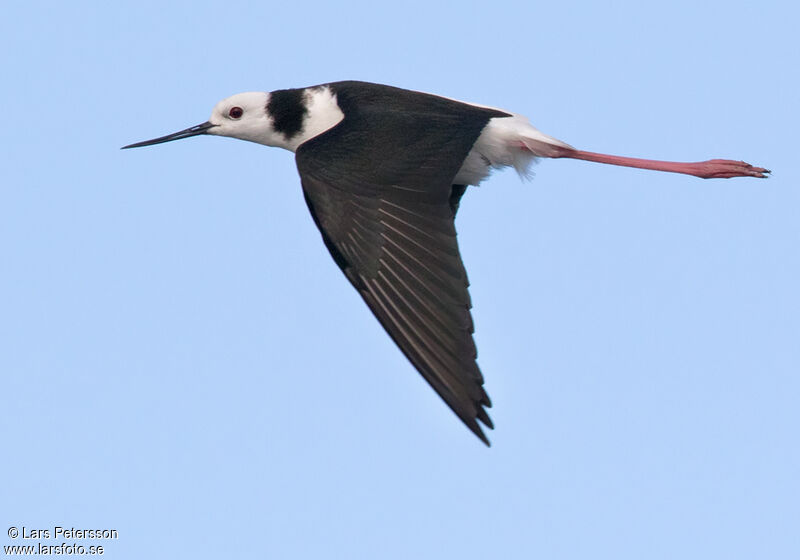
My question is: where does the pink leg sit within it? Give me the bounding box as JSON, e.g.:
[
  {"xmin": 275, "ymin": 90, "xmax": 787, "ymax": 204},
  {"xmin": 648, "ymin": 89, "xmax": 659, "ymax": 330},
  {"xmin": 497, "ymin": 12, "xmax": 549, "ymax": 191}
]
[{"xmin": 532, "ymin": 145, "xmax": 770, "ymax": 179}]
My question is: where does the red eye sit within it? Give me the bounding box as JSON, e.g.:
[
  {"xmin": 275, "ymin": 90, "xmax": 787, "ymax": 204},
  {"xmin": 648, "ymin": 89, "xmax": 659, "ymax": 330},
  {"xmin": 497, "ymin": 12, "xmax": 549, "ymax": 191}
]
[{"xmin": 228, "ymin": 107, "xmax": 243, "ymax": 119}]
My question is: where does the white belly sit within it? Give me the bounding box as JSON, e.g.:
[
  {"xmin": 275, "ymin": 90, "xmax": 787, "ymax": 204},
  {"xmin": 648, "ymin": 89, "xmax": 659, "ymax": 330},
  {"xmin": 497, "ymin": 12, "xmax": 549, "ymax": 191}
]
[{"xmin": 453, "ymin": 114, "xmax": 572, "ymax": 186}]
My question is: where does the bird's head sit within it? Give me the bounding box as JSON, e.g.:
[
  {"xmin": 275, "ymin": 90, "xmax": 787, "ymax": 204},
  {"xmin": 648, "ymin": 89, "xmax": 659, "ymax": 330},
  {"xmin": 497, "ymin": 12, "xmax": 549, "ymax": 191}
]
[
  {"xmin": 207, "ymin": 92, "xmax": 275, "ymax": 144},
  {"xmin": 122, "ymin": 92, "xmax": 285, "ymax": 150}
]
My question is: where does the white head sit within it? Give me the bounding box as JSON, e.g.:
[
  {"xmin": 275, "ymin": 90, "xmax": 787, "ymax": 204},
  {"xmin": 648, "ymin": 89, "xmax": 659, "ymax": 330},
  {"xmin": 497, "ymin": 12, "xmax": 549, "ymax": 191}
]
[
  {"xmin": 122, "ymin": 91, "xmax": 288, "ymax": 150},
  {"xmin": 206, "ymin": 92, "xmax": 277, "ymax": 145}
]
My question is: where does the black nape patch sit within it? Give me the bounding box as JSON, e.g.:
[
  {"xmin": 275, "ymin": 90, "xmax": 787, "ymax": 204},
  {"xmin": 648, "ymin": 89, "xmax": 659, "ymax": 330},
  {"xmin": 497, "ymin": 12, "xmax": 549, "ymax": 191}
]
[{"xmin": 267, "ymin": 88, "xmax": 307, "ymax": 139}]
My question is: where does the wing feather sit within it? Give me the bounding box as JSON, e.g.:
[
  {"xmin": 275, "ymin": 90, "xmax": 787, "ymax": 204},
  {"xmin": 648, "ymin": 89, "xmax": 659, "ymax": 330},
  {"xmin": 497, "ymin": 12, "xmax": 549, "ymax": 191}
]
[{"xmin": 294, "ymin": 82, "xmax": 506, "ymax": 444}]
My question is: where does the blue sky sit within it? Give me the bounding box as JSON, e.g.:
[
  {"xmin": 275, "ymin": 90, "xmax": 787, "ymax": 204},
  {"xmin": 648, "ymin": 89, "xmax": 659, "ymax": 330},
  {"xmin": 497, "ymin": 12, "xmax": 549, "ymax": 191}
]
[{"xmin": 2, "ymin": 1, "xmax": 798, "ymax": 558}]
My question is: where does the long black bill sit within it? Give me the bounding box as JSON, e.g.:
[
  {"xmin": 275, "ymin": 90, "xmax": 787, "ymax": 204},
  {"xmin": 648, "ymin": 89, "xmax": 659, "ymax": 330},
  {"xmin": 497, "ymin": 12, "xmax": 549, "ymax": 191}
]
[{"xmin": 121, "ymin": 121, "xmax": 217, "ymax": 149}]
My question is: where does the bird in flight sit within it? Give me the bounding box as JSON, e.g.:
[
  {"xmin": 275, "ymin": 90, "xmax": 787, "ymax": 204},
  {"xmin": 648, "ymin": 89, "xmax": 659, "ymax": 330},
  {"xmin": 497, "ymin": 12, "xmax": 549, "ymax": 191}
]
[{"xmin": 123, "ymin": 81, "xmax": 769, "ymax": 445}]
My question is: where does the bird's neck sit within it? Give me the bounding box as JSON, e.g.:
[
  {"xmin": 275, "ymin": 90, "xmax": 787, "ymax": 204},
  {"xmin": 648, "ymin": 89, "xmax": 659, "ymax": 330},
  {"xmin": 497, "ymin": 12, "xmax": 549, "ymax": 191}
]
[{"xmin": 266, "ymin": 86, "xmax": 345, "ymax": 152}]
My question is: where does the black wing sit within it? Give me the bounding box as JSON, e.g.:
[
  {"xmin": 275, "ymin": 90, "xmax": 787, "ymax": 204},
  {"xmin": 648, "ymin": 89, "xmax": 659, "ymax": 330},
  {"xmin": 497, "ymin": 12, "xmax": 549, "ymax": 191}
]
[{"xmin": 296, "ymin": 83, "xmax": 507, "ymax": 444}]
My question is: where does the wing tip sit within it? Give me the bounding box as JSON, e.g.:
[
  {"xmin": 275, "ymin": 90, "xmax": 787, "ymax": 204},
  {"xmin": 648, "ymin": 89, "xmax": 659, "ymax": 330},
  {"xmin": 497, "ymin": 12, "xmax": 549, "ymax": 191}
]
[
  {"xmin": 472, "ymin": 422, "xmax": 492, "ymax": 447},
  {"xmin": 467, "ymin": 406, "xmax": 494, "ymax": 447}
]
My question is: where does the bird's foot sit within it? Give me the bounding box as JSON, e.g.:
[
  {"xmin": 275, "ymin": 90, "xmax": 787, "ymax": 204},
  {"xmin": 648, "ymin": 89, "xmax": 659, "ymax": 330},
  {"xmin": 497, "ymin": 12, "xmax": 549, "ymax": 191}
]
[{"xmin": 694, "ymin": 159, "xmax": 771, "ymax": 179}]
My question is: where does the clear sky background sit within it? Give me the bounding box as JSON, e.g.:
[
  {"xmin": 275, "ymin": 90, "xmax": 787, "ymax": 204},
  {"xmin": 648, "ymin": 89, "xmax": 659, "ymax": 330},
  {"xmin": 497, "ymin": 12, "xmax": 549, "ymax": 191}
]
[{"xmin": 2, "ymin": 1, "xmax": 798, "ymax": 558}]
